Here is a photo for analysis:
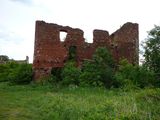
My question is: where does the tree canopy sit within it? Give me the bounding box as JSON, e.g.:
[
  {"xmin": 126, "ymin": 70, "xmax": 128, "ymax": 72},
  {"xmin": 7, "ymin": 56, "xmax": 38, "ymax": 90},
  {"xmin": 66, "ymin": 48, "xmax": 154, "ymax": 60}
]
[
  {"xmin": 0, "ymin": 55, "xmax": 9, "ymax": 62},
  {"xmin": 143, "ymin": 25, "xmax": 160, "ymax": 82}
]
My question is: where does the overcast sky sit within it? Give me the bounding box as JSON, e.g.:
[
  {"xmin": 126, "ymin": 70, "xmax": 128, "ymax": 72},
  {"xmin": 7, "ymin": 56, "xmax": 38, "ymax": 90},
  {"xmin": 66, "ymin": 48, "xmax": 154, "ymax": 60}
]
[{"xmin": 0, "ymin": 0, "xmax": 160, "ymax": 63}]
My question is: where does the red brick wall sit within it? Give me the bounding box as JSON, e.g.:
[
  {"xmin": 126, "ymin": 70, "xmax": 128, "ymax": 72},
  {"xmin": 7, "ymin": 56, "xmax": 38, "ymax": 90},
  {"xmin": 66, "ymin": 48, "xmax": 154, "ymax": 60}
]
[{"xmin": 33, "ymin": 21, "xmax": 139, "ymax": 80}]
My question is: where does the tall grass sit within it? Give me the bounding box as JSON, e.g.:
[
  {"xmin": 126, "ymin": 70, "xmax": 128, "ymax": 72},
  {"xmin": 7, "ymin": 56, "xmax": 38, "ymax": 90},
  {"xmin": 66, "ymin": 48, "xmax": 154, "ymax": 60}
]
[{"xmin": 0, "ymin": 82, "xmax": 160, "ymax": 120}]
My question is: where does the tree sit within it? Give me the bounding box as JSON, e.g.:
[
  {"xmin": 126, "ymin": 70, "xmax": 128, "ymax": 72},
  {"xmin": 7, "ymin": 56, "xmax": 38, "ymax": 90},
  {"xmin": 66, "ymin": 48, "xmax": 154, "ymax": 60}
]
[
  {"xmin": 80, "ymin": 47, "xmax": 115, "ymax": 88},
  {"xmin": 0, "ymin": 55, "xmax": 9, "ymax": 62},
  {"xmin": 143, "ymin": 25, "xmax": 160, "ymax": 85}
]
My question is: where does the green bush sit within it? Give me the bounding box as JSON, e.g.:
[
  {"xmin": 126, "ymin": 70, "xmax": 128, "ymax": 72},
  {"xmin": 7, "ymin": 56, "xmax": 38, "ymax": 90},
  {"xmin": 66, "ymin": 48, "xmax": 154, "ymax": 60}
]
[
  {"xmin": 114, "ymin": 59, "xmax": 156, "ymax": 88},
  {"xmin": 61, "ymin": 61, "xmax": 81, "ymax": 86},
  {"xmin": 0, "ymin": 62, "xmax": 33, "ymax": 84},
  {"xmin": 8, "ymin": 63, "xmax": 33, "ymax": 84},
  {"xmin": 0, "ymin": 62, "xmax": 19, "ymax": 82},
  {"xmin": 0, "ymin": 64, "xmax": 10, "ymax": 82},
  {"xmin": 80, "ymin": 47, "xmax": 115, "ymax": 88},
  {"xmin": 1, "ymin": 62, "xmax": 32, "ymax": 84},
  {"xmin": 79, "ymin": 60, "xmax": 104, "ymax": 87},
  {"xmin": 135, "ymin": 66, "xmax": 156, "ymax": 88},
  {"xmin": 51, "ymin": 67, "xmax": 63, "ymax": 83}
]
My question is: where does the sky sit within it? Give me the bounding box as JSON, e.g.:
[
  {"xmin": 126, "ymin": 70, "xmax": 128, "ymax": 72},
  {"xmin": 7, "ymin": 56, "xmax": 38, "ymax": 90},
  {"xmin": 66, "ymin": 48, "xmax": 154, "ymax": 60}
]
[{"xmin": 0, "ymin": 0, "xmax": 160, "ymax": 63}]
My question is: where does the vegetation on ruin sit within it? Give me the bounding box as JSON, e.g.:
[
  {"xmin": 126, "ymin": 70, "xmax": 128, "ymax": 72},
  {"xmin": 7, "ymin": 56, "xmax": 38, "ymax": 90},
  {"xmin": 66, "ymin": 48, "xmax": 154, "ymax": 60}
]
[{"xmin": 47, "ymin": 47, "xmax": 157, "ymax": 89}]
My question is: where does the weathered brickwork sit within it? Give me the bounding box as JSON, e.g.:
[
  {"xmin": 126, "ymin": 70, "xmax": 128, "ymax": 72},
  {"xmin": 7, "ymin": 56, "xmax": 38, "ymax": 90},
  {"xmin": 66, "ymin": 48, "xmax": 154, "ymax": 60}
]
[{"xmin": 33, "ymin": 21, "xmax": 139, "ymax": 80}]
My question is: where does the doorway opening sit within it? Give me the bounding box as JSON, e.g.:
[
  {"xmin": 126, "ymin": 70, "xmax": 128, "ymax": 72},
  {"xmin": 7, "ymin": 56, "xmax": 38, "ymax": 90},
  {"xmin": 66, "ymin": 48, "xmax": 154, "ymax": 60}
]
[{"xmin": 69, "ymin": 46, "xmax": 77, "ymax": 61}]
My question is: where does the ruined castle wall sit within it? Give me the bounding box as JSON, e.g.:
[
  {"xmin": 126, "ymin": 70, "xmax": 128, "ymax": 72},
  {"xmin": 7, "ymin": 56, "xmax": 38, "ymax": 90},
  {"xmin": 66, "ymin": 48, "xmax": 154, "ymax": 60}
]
[
  {"xmin": 33, "ymin": 21, "xmax": 139, "ymax": 80},
  {"xmin": 93, "ymin": 29, "xmax": 110, "ymax": 46},
  {"xmin": 110, "ymin": 23, "xmax": 139, "ymax": 64},
  {"xmin": 33, "ymin": 21, "xmax": 67, "ymax": 79}
]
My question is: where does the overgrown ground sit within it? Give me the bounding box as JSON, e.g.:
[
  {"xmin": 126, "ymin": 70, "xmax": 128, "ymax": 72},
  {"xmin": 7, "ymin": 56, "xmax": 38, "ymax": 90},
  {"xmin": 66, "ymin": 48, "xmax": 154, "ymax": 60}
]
[{"xmin": 0, "ymin": 82, "xmax": 160, "ymax": 120}]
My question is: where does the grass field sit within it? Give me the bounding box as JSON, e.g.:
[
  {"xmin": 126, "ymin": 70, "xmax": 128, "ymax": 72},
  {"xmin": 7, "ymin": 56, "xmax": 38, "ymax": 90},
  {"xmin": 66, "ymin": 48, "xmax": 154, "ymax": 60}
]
[{"xmin": 0, "ymin": 82, "xmax": 160, "ymax": 120}]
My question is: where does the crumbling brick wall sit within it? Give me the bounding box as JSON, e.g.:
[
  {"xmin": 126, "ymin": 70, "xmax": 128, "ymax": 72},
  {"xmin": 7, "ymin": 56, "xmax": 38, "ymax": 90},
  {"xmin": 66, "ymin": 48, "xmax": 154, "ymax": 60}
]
[{"xmin": 33, "ymin": 21, "xmax": 139, "ymax": 80}]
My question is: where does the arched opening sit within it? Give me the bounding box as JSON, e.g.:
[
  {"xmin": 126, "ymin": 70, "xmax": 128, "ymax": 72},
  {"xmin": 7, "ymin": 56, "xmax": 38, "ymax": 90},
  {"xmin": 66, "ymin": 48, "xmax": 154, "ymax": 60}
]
[
  {"xmin": 69, "ymin": 46, "xmax": 77, "ymax": 61},
  {"xmin": 60, "ymin": 31, "xmax": 67, "ymax": 42}
]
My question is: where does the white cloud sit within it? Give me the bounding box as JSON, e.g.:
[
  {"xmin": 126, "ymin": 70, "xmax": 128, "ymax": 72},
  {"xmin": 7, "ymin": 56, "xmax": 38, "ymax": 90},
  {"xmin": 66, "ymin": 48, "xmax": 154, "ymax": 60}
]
[{"xmin": 9, "ymin": 0, "xmax": 33, "ymax": 5}]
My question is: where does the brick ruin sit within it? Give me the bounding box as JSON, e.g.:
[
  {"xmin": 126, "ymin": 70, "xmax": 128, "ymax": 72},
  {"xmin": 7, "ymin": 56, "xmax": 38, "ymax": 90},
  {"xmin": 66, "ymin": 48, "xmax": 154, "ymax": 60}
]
[{"xmin": 33, "ymin": 21, "xmax": 139, "ymax": 80}]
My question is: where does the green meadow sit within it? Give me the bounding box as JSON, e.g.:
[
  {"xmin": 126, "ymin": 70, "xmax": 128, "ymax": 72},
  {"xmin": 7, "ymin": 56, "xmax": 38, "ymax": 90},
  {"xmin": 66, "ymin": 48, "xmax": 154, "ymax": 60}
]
[{"xmin": 0, "ymin": 82, "xmax": 160, "ymax": 120}]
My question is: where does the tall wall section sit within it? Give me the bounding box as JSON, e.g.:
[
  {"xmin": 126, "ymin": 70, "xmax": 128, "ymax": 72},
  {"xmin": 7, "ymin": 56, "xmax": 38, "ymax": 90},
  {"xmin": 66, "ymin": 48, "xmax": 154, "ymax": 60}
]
[{"xmin": 33, "ymin": 21, "xmax": 139, "ymax": 80}]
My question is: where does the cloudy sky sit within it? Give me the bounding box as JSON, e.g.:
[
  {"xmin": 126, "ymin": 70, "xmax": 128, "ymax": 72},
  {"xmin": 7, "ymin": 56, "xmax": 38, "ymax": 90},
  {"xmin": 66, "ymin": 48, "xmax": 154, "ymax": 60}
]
[{"xmin": 0, "ymin": 0, "xmax": 160, "ymax": 63}]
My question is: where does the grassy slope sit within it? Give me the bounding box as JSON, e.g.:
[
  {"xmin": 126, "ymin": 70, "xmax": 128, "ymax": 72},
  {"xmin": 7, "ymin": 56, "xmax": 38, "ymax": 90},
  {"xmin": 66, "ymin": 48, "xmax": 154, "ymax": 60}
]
[{"xmin": 0, "ymin": 82, "xmax": 160, "ymax": 120}]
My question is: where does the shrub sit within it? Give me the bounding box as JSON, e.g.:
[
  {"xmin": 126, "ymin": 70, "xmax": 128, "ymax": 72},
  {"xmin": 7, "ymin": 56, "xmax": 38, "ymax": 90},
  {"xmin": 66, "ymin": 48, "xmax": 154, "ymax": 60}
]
[
  {"xmin": 0, "ymin": 62, "xmax": 33, "ymax": 84},
  {"xmin": 9, "ymin": 63, "xmax": 33, "ymax": 84},
  {"xmin": 79, "ymin": 60, "xmax": 104, "ymax": 87},
  {"xmin": 135, "ymin": 66, "xmax": 156, "ymax": 88},
  {"xmin": 0, "ymin": 62, "xmax": 19, "ymax": 82},
  {"xmin": 61, "ymin": 61, "xmax": 81, "ymax": 86},
  {"xmin": 51, "ymin": 67, "xmax": 63, "ymax": 83},
  {"xmin": 0, "ymin": 64, "xmax": 10, "ymax": 82},
  {"xmin": 114, "ymin": 59, "xmax": 156, "ymax": 88},
  {"xmin": 80, "ymin": 47, "xmax": 115, "ymax": 88}
]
